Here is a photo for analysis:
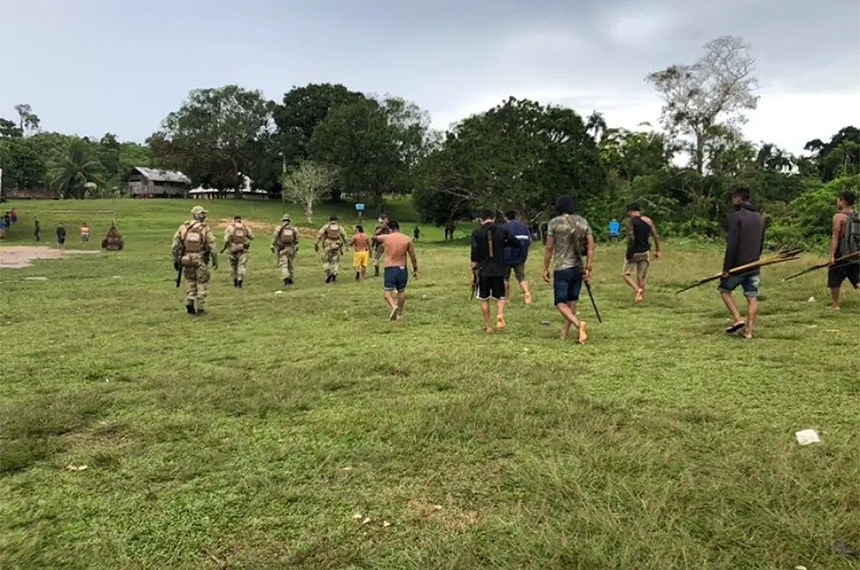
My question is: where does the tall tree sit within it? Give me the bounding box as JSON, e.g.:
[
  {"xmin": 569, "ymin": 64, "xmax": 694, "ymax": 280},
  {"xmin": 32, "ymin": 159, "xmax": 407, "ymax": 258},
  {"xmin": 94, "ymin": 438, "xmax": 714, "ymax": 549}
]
[
  {"xmin": 281, "ymin": 161, "xmax": 338, "ymax": 223},
  {"xmin": 273, "ymin": 83, "xmax": 367, "ymax": 168},
  {"xmin": 46, "ymin": 138, "xmax": 106, "ymax": 199},
  {"xmin": 149, "ymin": 85, "xmax": 272, "ymax": 194},
  {"xmin": 14, "ymin": 103, "xmax": 40, "ymax": 135},
  {"xmin": 647, "ymin": 36, "xmax": 759, "ymax": 174},
  {"xmin": 309, "ymin": 97, "xmax": 428, "ymax": 209},
  {"xmin": 586, "ymin": 111, "xmax": 607, "ymax": 142},
  {"xmin": 414, "ymin": 97, "xmax": 604, "ymax": 224}
]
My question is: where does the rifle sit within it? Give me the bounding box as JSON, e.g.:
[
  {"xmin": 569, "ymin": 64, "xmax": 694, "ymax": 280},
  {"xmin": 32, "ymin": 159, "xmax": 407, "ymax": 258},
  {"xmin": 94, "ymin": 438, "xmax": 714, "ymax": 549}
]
[
  {"xmin": 675, "ymin": 248, "xmax": 802, "ymax": 295},
  {"xmin": 585, "ymin": 281, "xmax": 603, "ymax": 323},
  {"xmin": 470, "ymin": 268, "xmax": 478, "ymax": 300},
  {"xmin": 783, "ymin": 251, "xmax": 860, "ymax": 282},
  {"xmin": 175, "ymin": 257, "xmax": 183, "ymax": 288}
]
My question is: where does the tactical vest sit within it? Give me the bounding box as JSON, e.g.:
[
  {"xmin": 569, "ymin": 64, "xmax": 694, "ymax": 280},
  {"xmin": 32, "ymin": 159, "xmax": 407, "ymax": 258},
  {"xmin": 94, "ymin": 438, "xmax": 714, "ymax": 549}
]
[
  {"xmin": 324, "ymin": 223, "xmax": 341, "ymax": 241},
  {"xmin": 182, "ymin": 222, "xmax": 207, "ymax": 254},
  {"xmin": 228, "ymin": 224, "xmax": 247, "ymax": 253},
  {"xmin": 279, "ymin": 226, "xmax": 296, "ymax": 247}
]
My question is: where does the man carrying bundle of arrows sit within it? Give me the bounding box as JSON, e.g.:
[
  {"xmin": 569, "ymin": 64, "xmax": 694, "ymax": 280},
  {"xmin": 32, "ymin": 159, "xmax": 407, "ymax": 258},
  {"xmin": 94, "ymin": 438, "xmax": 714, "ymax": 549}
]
[
  {"xmin": 828, "ymin": 190, "xmax": 860, "ymax": 310},
  {"xmin": 719, "ymin": 188, "xmax": 766, "ymax": 339}
]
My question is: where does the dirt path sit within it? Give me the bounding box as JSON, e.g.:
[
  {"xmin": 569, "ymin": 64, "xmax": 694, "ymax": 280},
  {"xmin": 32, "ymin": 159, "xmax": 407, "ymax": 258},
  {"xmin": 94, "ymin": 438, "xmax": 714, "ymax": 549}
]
[{"xmin": 0, "ymin": 246, "xmax": 101, "ymax": 269}]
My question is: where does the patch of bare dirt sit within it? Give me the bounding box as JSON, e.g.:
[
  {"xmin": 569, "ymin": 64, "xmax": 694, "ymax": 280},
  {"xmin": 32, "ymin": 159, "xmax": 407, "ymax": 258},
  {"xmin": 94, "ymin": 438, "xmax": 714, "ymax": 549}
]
[
  {"xmin": 0, "ymin": 246, "xmax": 100, "ymax": 269},
  {"xmin": 213, "ymin": 218, "xmax": 321, "ymax": 239}
]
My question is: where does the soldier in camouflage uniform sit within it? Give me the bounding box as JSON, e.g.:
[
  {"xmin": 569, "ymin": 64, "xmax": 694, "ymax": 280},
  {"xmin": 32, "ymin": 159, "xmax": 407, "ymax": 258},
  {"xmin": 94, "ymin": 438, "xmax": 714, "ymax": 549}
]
[
  {"xmin": 272, "ymin": 213, "xmax": 299, "ymax": 285},
  {"xmin": 315, "ymin": 215, "xmax": 347, "ymax": 283},
  {"xmin": 223, "ymin": 215, "xmax": 254, "ymax": 288},
  {"xmin": 171, "ymin": 205, "xmax": 218, "ymax": 315}
]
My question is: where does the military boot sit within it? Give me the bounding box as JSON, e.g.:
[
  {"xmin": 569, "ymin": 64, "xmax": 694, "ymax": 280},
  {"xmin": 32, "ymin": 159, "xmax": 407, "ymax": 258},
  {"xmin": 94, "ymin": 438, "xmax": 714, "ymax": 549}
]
[
  {"xmin": 237, "ymin": 279, "xmax": 243, "ymax": 288},
  {"xmin": 283, "ymin": 277, "xmax": 289, "ymax": 286},
  {"xmin": 233, "ymin": 278, "xmax": 238, "ymax": 287},
  {"xmin": 186, "ymin": 301, "xmax": 196, "ymax": 315},
  {"xmin": 355, "ymin": 271, "xmax": 360, "ymax": 281},
  {"xmin": 325, "ymin": 273, "xmax": 333, "ymax": 284}
]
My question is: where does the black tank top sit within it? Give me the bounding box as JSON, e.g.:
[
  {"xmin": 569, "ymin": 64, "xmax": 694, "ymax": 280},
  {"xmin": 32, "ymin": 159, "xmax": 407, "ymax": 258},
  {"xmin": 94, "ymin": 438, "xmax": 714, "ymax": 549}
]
[{"xmin": 630, "ymin": 217, "xmax": 651, "ymax": 253}]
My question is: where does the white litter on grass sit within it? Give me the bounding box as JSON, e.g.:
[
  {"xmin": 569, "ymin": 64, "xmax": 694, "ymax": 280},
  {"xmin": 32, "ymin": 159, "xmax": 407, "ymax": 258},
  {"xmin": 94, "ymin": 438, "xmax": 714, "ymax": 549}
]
[
  {"xmin": 274, "ymin": 290, "xmax": 283, "ymax": 295},
  {"xmin": 795, "ymin": 429, "xmax": 821, "ymax": 446},
  {"xmin": 382, "ymin": 520, "xmax": 392, "ymax": 528},
  {"xmin": 24, "ymin": 276, "xmax": 48, "ymax": 281},
  {"xmin": 795, "ymin": 565, "xmax": 808, "ymax": 570},
  {"xmin": 361, "ymin": 517, "xmax": 371, "ymax": 525},
  {"xmin": 65, "ymin": 464, "xmax": 88, "ymax": 472},
  {"xmin": 111, "ymin": 275, "xmax": 122, "ymax": 279},
  {"xmin": 351, "ymin": 513, "xmax": 363, "ymax": 520},
  {"xmin": 807, "ymin": 297, "xmax": 815, "ymax": 303}
]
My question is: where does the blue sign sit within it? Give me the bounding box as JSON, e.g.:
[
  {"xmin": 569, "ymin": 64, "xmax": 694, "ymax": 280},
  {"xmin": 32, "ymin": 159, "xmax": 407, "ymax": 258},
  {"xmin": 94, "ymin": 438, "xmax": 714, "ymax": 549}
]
[{"xmin": 355, "ymin": 203, "xmax": 365, "ymax": 212}]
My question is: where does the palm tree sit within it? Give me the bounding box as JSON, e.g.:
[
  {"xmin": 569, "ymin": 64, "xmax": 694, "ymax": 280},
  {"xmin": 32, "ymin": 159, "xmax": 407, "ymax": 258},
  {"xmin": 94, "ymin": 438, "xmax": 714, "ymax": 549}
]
[
  {"xmin": 46, "ymin": 138, "xmax": 106, "ymax": 199},
  {"xmin": 586, "ymin": 111, "xmax": 607, "ymax": 142}
]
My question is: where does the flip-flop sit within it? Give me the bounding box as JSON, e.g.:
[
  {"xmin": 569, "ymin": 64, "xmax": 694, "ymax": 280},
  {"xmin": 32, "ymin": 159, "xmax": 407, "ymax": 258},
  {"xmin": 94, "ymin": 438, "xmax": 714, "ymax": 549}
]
[
  {"xmin": 389, "ymin": 307, "xmax": 398, "ymax": 321},
  {"xmin": 725, "ymin": 322, "xmax": 745, "ymax": 334}
]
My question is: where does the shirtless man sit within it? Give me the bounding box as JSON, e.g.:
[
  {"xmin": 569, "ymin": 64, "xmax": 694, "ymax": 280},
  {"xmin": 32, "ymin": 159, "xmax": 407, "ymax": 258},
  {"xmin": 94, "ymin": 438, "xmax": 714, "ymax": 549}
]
[
  {"xmin": 374, "ymin": 220, "xmax": 419, "ymax": 320},
  {"xmin": 349, "ymin": 225, "xmax": 371, "ymax": 280},
  {"xmin": 828, "ymin": 190, "xmax": 860, "ymax": 310}
]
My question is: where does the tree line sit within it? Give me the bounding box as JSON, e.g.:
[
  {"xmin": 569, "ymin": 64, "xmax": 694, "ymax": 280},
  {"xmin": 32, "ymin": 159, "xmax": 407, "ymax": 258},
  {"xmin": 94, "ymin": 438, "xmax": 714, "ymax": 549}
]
[{"xmin": 1, "ymin": 35, "xmax": 857, "ymax": 246}]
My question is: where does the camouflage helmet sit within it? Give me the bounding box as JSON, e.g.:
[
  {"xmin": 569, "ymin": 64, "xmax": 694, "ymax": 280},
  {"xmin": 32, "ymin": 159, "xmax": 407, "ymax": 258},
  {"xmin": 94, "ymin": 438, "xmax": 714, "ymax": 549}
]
[
  {"xmin": 190, "ymin": 205, "xmax": 207, "ymax": 217},
  {"xmin": 281, "ymin": 213, "xmax": 290, "ymax": 222}
]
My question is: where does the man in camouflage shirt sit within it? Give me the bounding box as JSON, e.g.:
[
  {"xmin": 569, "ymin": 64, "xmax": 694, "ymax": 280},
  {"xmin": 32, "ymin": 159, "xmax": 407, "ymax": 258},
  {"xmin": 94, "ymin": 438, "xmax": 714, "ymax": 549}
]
[
  {"xmin": 223, "ymin": 215, "xmax": 254, "ymax": 288},
  {"xmin": 272, "ymin": 214, "xmax": 299, "ymax": 285},
  {"xmin": 542, "ymin": 195, "xmax": 594, "ymax": 344},
  {"xmin": 315, "ymin": 215, "xmax": 347, "ymax": 283},
  {"xmin": 171, "ymin": 205, "xmax": 218, "ymax": 315}
]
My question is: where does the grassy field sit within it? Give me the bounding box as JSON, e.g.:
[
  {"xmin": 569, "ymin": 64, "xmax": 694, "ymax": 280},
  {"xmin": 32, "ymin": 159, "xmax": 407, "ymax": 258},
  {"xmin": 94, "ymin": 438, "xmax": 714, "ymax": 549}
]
[{"xmin": 0, "ymin": 198, "xmax": 858, "ymax": 569}]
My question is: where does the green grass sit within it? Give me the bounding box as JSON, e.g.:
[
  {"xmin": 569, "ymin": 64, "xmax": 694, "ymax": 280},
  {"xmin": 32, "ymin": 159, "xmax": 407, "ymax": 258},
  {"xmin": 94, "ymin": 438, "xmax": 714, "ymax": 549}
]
[{"xmin": 1, "ymin": 199, "xmax": 858, "ymax": 569}]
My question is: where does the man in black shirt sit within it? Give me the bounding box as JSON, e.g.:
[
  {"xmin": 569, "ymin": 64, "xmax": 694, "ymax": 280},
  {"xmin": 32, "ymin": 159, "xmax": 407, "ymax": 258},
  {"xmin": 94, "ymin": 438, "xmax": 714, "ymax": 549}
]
[
  {"xmin": 471, "ymin": 211, "xmax": 525, "ymax": 333},
  {"xmin": 622, "ymin": 203, "xmax": 661, "ymax": 303},
  {"xmin": 719, "ymin": 188, "xmax": 766, "ymax": 339}
]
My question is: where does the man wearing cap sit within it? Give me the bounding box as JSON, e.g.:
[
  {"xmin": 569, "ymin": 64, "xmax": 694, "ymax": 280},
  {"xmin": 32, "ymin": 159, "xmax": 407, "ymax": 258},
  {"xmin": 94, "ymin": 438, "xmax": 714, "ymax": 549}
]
[
  {"xmin": 223, "ymin": 215, "xmax": 254, "ymax": 288},
  {"xmin": 171, "ymin": 205, "xmax": 218, "ymax": 315},
  {"xmin": 622, "ymin": 202, "xmax": 661, "ymax": 303},
  {"xmin": 272, "ymin": 213, "xmax": 299, "ymax": 285},
  {"xmin": 371, "ymin": 214, "xmax": 391, "ymax": 277},
  {"xmin": 315, "ymin": 215, "xmax": 347, "ymax": 283}
]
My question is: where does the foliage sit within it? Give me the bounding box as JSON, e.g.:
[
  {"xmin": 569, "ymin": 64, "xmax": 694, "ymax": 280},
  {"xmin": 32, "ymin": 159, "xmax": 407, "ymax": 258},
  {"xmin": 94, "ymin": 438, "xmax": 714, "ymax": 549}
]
[
  {"xmin": 45, "ymin": 138, "xmax": 107, "ymax": 199},
  {"xmin": 309, "ymin": 97, "xmax": 428, "ymax": 209},
  {"xmin": 647, "ymin": 36, "xmax": 758, "ymax": 174},
  {"xmin": 149, "ymin": 85, "xmax": 272, "ymax": 193},
  {"xmin": 14, "ymin": 103, "xmax": 40, "ymax": 135},
  {"xmin": 280, "ymin": 160, "xmax": 338, "ymax": 223},
  {"xmin": 414, "ymin": 97, "xmax": 604, "ymax": 224},
  {"xmin": 791, "ymin": 175, "xmax": 859, "ymax": 245}
]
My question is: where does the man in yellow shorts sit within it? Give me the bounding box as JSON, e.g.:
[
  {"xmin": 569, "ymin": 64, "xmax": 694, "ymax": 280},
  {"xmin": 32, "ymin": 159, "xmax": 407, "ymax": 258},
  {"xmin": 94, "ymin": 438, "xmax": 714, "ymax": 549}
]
[{"xmin": 349, "ymin": 224, "xmax": 371, "ymax": 280}]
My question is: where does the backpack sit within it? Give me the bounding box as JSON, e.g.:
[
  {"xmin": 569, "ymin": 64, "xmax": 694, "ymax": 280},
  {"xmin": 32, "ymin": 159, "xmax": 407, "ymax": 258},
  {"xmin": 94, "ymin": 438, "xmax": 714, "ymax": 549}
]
[
  {"xmin": 228, "ymin": 224, "xmax": 247, "ymax": 253},
  {"xmin": 841, "ymin": 211, "xmax": 860, "ymax": 256},
  {"xmin": 278, "ymin": 225, "xmax": 296, "ymax": 247},
  {"xmin": 325, "ymin": 223, "xmax": 341, "ymax": 241},
  {"xmin": 181, "ymin": 222, "xmax": 207, "ymax": 254}
]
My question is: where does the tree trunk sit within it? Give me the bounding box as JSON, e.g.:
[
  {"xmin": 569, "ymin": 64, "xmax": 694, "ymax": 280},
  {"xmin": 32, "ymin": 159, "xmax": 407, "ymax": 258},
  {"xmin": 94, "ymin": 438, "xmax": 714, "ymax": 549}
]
[
  {"xmin": 694, "ymin": 131, "xmax": 705, "ymax": 175},
  {"xmin": 305, "ymin": 200, "xmax": 313, "ymax": 225}
]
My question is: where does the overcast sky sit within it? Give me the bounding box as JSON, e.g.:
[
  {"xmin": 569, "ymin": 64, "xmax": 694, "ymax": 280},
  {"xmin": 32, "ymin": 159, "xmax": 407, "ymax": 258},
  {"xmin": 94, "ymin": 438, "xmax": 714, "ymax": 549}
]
[{"xmin": 1, "ymin": 0, "xmax": 858, "ymax": 154}]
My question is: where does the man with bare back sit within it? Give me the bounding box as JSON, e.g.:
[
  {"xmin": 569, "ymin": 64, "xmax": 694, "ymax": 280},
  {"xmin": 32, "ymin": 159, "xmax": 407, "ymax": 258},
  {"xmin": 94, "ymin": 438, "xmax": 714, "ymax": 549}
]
[{"xmin": 374, "ymin": 220, "xmax": 418, "ymax": 320}]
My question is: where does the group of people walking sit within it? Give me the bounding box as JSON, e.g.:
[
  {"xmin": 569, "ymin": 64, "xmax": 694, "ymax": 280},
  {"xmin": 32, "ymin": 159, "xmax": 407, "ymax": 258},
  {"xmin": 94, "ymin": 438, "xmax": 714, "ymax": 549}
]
[{"xmin": 170, "ymin": 189, "xmax": 860, "ymax": 341}]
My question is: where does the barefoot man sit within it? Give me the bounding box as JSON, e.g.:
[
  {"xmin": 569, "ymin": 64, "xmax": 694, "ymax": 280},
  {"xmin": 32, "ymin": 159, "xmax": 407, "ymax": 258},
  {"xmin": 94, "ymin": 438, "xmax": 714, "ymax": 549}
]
[
  {"xmin": 622, "ymin": 202, "xmax": 661, "ymax": 303},
  {"xmin": 374, "ymin": 220, "xmax": 418, "ymax": 320},
  {"xmin": 828, "ymin": 190, "xmax": 859, "ymax": 310},
  {"xmin": 472, "ymin": 211, "xmax": 526, "ymax": 332},
  {"xmin": 542, "ymin": 195, "xmax": 592, "ymax": 344},
  {"xmin": 719, "ymin": 188, "xmax": 766, "ymax": 339},
  {"xmin": 349, "ymin": 224, "xmax": 371, "ymax": 281}
]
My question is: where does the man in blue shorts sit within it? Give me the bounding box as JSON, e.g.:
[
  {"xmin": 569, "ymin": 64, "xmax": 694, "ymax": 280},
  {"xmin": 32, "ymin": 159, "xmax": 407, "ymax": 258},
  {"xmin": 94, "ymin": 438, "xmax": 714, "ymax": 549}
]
[
  {"xmin": 719, "ymin": 188, "xmax": 766, "ymax": 340},
  {"xmin": 375, "ymin": 220, "xmax": 419, "ymax": 320},
  {"xmin": 543, "ymin": 196, "xmax": 593, "ymax": 344}
]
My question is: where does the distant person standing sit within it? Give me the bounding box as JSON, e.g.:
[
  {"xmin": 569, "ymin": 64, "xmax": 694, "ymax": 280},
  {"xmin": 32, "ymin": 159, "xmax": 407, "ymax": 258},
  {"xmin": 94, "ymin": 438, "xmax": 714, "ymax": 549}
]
[
  {"xmin": 608, "ymin": 218, "xmax": 620, "ymax": 242},
  {"xmin": 315, "ymin": 215, "xmax": 347, "ymax": 283},
  {"xmin": 272, "ymin": 214, "xmax": 299, "ymax": 286},
  {"xmin": 503, "ymin": 210, "xmax": 533, "ymax": 304},
  {"xmin": 621, "ymin": 203, "xmax": 661, "ymax": 303},
  {"xmin": 56, "ymin": 223, "xmax": 66, "ymax": 250},
  {"xmin": 10, "ymin": 208, "xmax": 18, "ymax": 224},
  {"xmin": 371, "ymin": 214, "xmax": 391, "ymax": 277},
  {"xmin": 828, "ymin": 190, "xmax": 860, "ymax": 310},
  {"xmin": 472, "ymin": 211, "xmax": 525, "ymax": 333},
  {"xmin": 374, "ymin": 220, "xmax": 418, "ymax": 320},
  {"xmin": 413, "ymin": 226, "xmax": 420, "ymax": 241},
  {"xmin": 0, "ymin": 217, "xmax": 7, "ymax": 240},
  {"xmin": 349, "ymin": 224, "xmax": 371, "ymax": 281},
  {"xmin": 444, "ymin": 221, "xmax": 456, "ymax": 241},
  {"xmin": 34, "ymin": 218, "xmax": 40, "ymax": 241},
  {"xmin": 223, "ymin": 215, "xmax": 254, "ymax": 288},
  {"xmin": 80, "ymin": 222, "xmax": 90, "ymax": 245},
  {"xmin": 542, "ymin": 196, "xmax": 592, "ymax": 344},
  {"xmin": 719, "ymin": 188, "xmax": 766, "ymax": 340}
]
